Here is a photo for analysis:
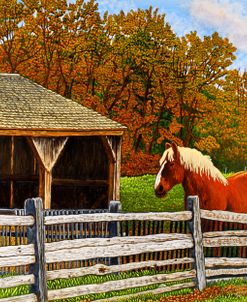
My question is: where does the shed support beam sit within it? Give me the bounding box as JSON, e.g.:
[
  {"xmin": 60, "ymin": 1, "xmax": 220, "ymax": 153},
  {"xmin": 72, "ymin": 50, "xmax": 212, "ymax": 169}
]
[
  {"xmin": 30, "ymin": 137, "xmax": 68, "ymax": 209},
  {"xmin": 44, "ymin": 170, "xmax": 52, "ymax": 210},
  {"xmin": 114, "ymin": 136, "xmax": 122, "ymax": 201},
  {"xmin": 102, "ymin": 136, "xmax": 122, "ymax": 202},
  {"xmin": 101, "ymin": 137, "xmax": 116, "ymax": 164},
  {"xmin": 31, "ymin": 137, "xmax": 68, "ymax": 171},
  {"xmin": 38, "ymin": 167, "xmax": 52, "ymax": 209},
  {"xmin": 101, "ymin": 137, "xmax": 116, "ymax": 202}
]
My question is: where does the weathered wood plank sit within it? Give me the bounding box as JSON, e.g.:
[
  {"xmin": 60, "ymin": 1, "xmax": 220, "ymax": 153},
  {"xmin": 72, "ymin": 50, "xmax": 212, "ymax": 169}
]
[
  {"xmin": 188, "ymin": 195, "xmax": 206, "ymax": 291},
  {"xmin": 0, "ymin": 215, "xmax": 34, "ymax": 226},
  {"xmin": 0, "ymin": 244, "xmax": 34, "ymax": 258},
  {"xmin": 108, "ymin": 201, "xmax": 121, "ymax": 266},
  {"xmin": 30, "ymin": 137, "xmax": 68, "ymax": 209},
  {"xmin": 106, "ymin": 136, "xmax": 116, "ymax": 200},
  {"xmin": 52, "ymin": 179, "xmax": 108, "ymax": 186},
  {"xmin": 0, "ymin": 129, "xmax": 124, "ymax": 137},
  {"xmin": 30, "ymin": 137, "xmax": 68, "ymax": 172},
  {"xmin": 44, "ymin": 170, "xmax": 52, "ymax": 209},
  {"xmin": 0, "ymin": 255, "xmax": 35, "ymax": 268},
  {"xmin": 93, "ymin": 281, "xmax": 196, "ymax": 302},
  {"xmin": 48, "ymin": 270, "xmax": 196, "ymax": 300},
  {"xmin": 47, "ymin": 257, "xmax": 195, "ymax": 280},
  {"xmin": 207, "ymin": 277, "xmax": 242, "ymax": 284},
  {"xmin": 203, "ymin": 230, "xmax": 247, "ymax": 238},
  {"xmin": 0, "ymin": 294, "xmax": 37, "ymax": 302},
  {"xmin": 46, "ymin": 233, "xmax": 192, "ymax": 252},
  {"xmin": 206, "ymin": 268, "xmax": 247, "ymax": 277},
  {"xmin": 201, "ymin": 209, "xmax": 247, "ymax": 224},
  {"xmin": 25, "ymin": 198, "xmax": 47, "ymax": 302},
  {"xmin": 203, "ymin": 236, "xmax": 247, "ymax": 247},
  {"xmin": 44, "ymin": 211, "xmax": 192, "ymax": 225},
  {"xmin": 46, "ymin": 238, "xmax": 194, "ymax": 263},
  {"xmin": 0, "ymin": 274, "xmax": 35, "ymax": 288},
  {"xmin": 205, "ymin": 257, "xmax": 247, "ymax": 268}
]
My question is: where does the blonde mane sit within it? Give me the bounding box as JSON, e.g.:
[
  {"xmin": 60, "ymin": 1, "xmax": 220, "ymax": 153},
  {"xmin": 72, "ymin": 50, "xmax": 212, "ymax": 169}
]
[{"xmin": 160, "ymin": 146, "xmax": 228, "ymax": 186}]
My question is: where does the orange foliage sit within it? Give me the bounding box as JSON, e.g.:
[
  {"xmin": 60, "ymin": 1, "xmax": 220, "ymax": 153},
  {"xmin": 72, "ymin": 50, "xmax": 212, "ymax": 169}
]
[{"xmin": 0, "ymin": 0, "xmax": 245, "ymax": 174}]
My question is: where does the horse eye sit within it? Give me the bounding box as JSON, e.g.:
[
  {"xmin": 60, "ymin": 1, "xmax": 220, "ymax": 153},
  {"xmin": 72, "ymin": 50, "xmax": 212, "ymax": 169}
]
[{"xmin": 169, "ymin": 162, "xmax": 175, "ymax": 167}]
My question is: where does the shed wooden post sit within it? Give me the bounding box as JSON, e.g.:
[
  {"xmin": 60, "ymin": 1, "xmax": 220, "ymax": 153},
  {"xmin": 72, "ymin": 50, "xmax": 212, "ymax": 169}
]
[
  {"xmin": 111, "ymin": 136, "xmax": 122, "ymax": 201},
  {"xmin": 115, "ymin": 136, "xmax": 122, "ymax": 201},
  {"xmin": 44, "ymin": 170, "xmax": 52, "ymax": 210},
  {"xmin": 101, "ymin": 137, "xmax": 116, "ymax": 202},
  {"xmin": 101, "ymin": 136, "xmax": 122, "ymax": 203},
  {"xmin": 25, "ymin": 197, "xmax": 47, "ymax": 302},
  {"xmin": 188, "ymin": 195, "xmax": 206, "ymax": 291}
]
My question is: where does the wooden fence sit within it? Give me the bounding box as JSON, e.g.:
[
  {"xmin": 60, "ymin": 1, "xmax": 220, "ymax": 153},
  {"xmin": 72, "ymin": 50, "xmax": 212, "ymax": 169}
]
[
  {"xmin": 0, "ymin": 196, "xmax": 246, "ymax": 302},
  {"xmin": 0, "ymin": 206, "xmax": 115, "ymax": 275}
]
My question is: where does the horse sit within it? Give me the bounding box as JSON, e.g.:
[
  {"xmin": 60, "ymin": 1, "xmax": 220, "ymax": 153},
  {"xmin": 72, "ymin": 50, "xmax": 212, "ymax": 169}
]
[{"xmin": 154, "ymin": 142, "xmax": 247, "ymax": 213}]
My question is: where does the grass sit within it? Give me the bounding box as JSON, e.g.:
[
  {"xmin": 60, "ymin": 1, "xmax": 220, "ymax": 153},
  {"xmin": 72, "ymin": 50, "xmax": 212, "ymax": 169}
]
[
  {"xmin": 47, "ymin": 270, "xmax": 194, "ymax": 302},
  {"xmin": 0, "ymin": 270, "xmax": 194, "ymax": 302},
  {"xmin": 120, "ymin": 174, "xmax": 184, "ymax": 212}
]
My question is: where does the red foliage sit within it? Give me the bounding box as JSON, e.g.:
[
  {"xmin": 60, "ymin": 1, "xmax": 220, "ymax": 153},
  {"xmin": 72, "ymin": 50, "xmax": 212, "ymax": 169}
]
[{"xmin": 121, "ymin": 151, "xmax": 160, "ymax": 176}]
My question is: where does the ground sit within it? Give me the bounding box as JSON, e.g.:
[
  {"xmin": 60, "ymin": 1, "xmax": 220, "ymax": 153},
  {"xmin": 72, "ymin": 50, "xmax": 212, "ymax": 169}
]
[{"xmin": 158, "ymin": 284, "xmax": 247, "ymax": 301}]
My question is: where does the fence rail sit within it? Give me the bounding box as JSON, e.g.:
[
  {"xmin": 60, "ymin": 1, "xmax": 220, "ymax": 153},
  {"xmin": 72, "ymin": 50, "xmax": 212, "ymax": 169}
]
[{"xmin": 0, "ymin": 196, "xmax": 246, "ymax": 302}]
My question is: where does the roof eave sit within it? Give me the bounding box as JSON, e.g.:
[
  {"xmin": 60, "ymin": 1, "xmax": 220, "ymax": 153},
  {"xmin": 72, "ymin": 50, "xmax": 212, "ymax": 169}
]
[{"xmin": 0, "ymin": 128, "xmax": 126, "ymax": 137}]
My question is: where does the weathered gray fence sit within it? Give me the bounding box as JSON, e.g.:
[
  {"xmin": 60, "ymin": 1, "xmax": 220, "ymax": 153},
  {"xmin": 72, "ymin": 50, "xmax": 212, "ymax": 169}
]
[
  {"xmin": 0, "ymin": 204, "xmax": 117, "ymax": 275},
  {"xmin": 0, "ymin": 196, "xmax": 246, "ymax": 302}
]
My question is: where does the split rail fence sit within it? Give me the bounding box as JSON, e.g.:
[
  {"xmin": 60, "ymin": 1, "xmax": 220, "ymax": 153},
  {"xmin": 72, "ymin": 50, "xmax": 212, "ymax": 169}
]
[{"xmin": 0, "ymin": 196, "xmax": 246, "ymax": 302}]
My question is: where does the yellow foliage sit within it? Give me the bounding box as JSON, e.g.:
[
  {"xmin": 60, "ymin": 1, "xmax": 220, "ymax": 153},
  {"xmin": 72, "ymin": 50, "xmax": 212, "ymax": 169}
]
[{"xmin": 195, "ymin": 136, "xmax": 220, "ymax": 154}]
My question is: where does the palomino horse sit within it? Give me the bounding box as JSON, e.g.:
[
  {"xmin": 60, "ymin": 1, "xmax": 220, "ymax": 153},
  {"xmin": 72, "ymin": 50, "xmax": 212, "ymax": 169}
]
[{"xmin": 154, "ymin": 142, "xmax": 247, "ymax": 213}]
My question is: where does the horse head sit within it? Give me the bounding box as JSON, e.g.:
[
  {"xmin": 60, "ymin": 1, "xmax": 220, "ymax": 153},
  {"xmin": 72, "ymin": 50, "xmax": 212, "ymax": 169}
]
[{"xmin": 154, "ymin": 142, "xmax": 185, "ymax": 198}]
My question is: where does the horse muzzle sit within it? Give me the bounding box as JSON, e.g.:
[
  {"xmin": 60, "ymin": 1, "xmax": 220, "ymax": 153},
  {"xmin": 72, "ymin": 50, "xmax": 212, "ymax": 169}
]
[{"xmin": 154, "ymin": 184, "xmax": 167, "ymax": 198}]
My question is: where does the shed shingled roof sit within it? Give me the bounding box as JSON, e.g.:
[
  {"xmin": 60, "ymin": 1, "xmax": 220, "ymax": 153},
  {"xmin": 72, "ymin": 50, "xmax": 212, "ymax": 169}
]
[{"xmin": 0, "ymin": 74, "xmax": 126, "ymax": 134}]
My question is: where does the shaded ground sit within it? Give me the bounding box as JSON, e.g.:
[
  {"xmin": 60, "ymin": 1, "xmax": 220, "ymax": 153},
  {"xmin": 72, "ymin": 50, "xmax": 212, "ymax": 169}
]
[{"xmin": 158, "ymin": 285, "xmax": 247, "ymax": 301}]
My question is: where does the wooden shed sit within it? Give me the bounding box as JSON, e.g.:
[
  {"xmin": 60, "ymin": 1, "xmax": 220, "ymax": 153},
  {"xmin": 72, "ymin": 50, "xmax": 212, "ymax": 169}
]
[{"xmin": 0, "ymin": 73, "xmax": 126, "ymax": 209}]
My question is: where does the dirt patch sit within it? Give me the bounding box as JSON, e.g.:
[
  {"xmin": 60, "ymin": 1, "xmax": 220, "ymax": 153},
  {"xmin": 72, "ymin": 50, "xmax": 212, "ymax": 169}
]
[{"xmin": 158, "ymin": 285, "xmax": 247, "ymax": 301}]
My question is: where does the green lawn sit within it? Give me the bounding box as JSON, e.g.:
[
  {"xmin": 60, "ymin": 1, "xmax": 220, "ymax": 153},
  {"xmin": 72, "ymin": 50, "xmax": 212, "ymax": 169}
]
[{"xmin": 120, "ymin": 174, "xmax": 184, "ymax": 212}]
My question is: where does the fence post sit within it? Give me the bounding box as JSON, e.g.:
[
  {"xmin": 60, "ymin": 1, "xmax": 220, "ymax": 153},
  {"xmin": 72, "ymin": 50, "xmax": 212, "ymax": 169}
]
[
  {"xmin": 25, "ymin": 198, "xmax": 47, "ymax": 302},
  {"xmin": 187, "ymin": 195, "xmax": 206, "ymax": 291},
  {"xmin": 109, "ymin": 200, "xmax": 121, "ymax": 266}
]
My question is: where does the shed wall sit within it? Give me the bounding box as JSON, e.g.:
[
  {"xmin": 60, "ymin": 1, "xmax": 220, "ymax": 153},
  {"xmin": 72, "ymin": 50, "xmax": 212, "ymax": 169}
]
[
  {"xmin": 0, "ymin": 136, "xmax": 39, "ymax": 208},
  {"xmin": 52, "ymin": 137, "xmax": 109, "ymax": 209},
  {"xmin": 0, "ymin": 136, "xmax": 110, "ymax": 209}
]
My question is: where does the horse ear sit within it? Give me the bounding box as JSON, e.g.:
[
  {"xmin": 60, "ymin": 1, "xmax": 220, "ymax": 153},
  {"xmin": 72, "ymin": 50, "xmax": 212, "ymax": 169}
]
[
  {"xmin": 171, "ymin": 142, "xmax": 179, "ymax": 159},
  {"xmin": 165, "ymin": 143, "xmax": 171, "ymax": 150}
]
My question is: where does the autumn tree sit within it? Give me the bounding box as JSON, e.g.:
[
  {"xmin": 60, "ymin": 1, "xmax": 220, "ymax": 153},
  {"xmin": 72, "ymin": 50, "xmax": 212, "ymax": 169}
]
[
  {"xmin": 0, "ymin": 1, "xmax": 244, "ymax": 174},
  {"xmin": 0, "ymin": 0, "xmax": 39, "ymax": 72},
  {"xmin": 92, "ymin": 8, "xmax": 178, "ymax": 157},
  {"xmin": 197, "ymin": 69, "xmax": 247, "ymax": 170},
  {"xmin": 165, "ymin": 31, "xmax": 236, "ymax": 148}
]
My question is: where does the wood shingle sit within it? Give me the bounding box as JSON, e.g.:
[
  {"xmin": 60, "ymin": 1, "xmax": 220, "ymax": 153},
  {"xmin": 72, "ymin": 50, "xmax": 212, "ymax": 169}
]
[{"xmin": 0, "ymin": 73, "xmax": 126, "ymax": 136}]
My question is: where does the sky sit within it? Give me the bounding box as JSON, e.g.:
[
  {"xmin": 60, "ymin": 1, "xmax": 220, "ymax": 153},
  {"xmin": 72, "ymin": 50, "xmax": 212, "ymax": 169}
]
[{"xmin": 95, "ymin": 0, "xmax": 247, "ymax": 71}]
